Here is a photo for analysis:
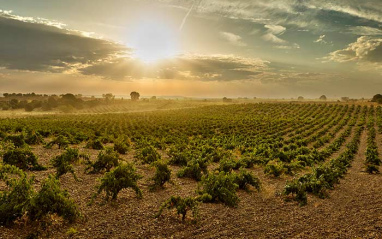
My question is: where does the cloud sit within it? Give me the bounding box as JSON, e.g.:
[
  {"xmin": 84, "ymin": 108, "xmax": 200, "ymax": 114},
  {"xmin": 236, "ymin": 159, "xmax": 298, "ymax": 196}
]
[
  {"xmin": 262, "ymin": 25, "xmax": 286, "ymax": 44},
  {"xmin": 347, "ymin": 26, "xmax": 382, "ymax": 36},
  {"xmin": 162, "ymin": 0, "xmax": 382, "ymax": 33},
  {"xmin": 80, "ymin": 54, "xmax": 270, "ymax": 81},
  {"xmin": 260, "ymin": 24, "xmax": 300, "ymax": 49},
  {"xmin": 327, "ymin": 36, "xmax": 382, "ymax": 63},
  {"xmin": 219, "ymin": 31, "xmax": 247, "ymax": 46},
  {"xmin": 0, "ymin": 10, "xmax": 273, "ymax": 82},
  {"xmin": 314, "ymin": 35, "xmax": 327, "ymax": 44},
  {"xmin": 0, "ymin": 11, "xmax": 128, "ymax": 73}
]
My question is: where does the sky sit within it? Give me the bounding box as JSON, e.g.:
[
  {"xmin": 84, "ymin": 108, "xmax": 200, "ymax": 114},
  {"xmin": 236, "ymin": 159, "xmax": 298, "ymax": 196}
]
[{"xmin": 0, "ymin": 0, "xmax": 381, "ymax": 98}]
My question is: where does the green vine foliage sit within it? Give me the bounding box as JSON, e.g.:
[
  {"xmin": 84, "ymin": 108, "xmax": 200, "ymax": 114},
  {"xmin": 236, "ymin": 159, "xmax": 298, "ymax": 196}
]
[
  {"xmin": 91, "ymin": 163, "xmax": 143, "ymax": 203},
  {"xmin": 198, "ymin": 171, "xmax": 239, "ymax": 207},
  {"xmin": 51, "ymin": 148, "xmax": 88, "ymax": 180},
  {"xmin": 28, "ymin": 174, "xmax": 81, "ymax": 223},
  {"xmin": 25, "ymin": 130, "xmax": 44, "ymax": 145},
  {"xmin": 151, "ymin": 161, "xmax": 171, "ymax": 189},
  {"xmin": 85, "ymin": 147, "xmax": 120, "ymax": 174},
  {"xmin": 155, "ymin": 196, "xmax": 199, "ymax": 221},
  {"xmin": 0, "ymin": 164, "xmax": 35, "ymax": 225},
  {"xmin": 86, "ymin": 138, "xmax": 104, "ymax": 150},
  {"xmin": 113, "ymin": 137, "xmax": 131, "ymax": 154},
  {"xmin": 4, "ymin": 134, "xmax": 26, "ymax": 148},
  {"xmin": 264, "ymin": 160, "xmax": 285, "ymax": 177},
  {"xmin": 177, "ymin": 158, "xmax": 208, "ymax": 181},
  {"xmin": 45, "ymin": 135, "xmax": 70, "ymax": 149},
  {"xmin": 3, "ymin": 147, "xmax": 45, "ymax": 171},
  {"xmin": 234, "ymin": 169, "xmax": 261, "ymax": 191},
  {"xmin": 134, "ymin": 145, "xmax": 161, "ymax": 164}
]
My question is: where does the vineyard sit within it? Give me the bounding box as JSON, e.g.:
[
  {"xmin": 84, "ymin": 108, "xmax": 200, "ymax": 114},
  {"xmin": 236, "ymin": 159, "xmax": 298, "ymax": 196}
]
[{"xmin": 1, "ymin": 102, "xmax": 382, "ymax": 238}]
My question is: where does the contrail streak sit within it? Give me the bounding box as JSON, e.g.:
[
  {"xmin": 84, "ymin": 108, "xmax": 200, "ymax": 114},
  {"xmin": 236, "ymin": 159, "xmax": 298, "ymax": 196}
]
[{"xmin": 179, "ymin": 1, "xmax": 196, "ymax": 31}]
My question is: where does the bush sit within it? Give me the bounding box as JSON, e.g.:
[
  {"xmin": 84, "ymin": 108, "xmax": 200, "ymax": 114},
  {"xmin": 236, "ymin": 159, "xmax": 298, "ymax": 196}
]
[
  {"xmin": 28, "ymin": 175, "xmax": 80, "ymax": 223},
  {"xmin": 198, "ymin": 171, "xmax": 239, "ymax": 207},
  {"xmin": 283, "ymin": 180, "xmax": 307, "ymax": 206},
  {"xmin": 218, "ymin": 158, "xmax": 239, "ymax": 172},
  {"xmin": 177, "ymin": 158, "xmax": 208, "ymax": 181},
  {"xmin": 234, "ymin": 169, "xmax": 261, "ymax": 191},
  {"xmin": 135, "ymin": 145, "xmax": 161, "ymax": 164},
  {"xmin": 264, "ymin": 160, "xmax": 285, "ymax": 177},
  {"xmin": 168, "ymin": 146, "xmax": 190, "ymax": 166},
  {"xmin": 3, "ymin": 147, "xmax": 45, "ymax": 171},
  {"xmin": 114, "ymin": 139, "xmax": 130, "ymax": 154},
  {"xmin": 25, "ymin": 131, "xmax": 44, "ymax": 145},
  {"xmin": 45, "ymin": 135, "xmax": 70, "ymax": 149},
  {"xmin": 91, "ymin": 163, "xmax": 142, "ymax": 202},
  {"xmin": 85, "ymin": 147, "xmax": 120, "ymax": 174},
  {"xmin": 0, "ymin": 164, "xmax": 35, "ymax": 225},
  {"xmin": 151, "ymin": 161, "xmax": 171, "ymax": 189},
  {"xmin": 51, "ymin": 148, "xmax": 88, "ymax": 180},
  {"xmin": 86, "ymin": 138, "xmax": 104, "ymax": 150},
  {"xmin": 237, "ymin": 157, "xmax": 254, "ymax": 168},
  {"xmin": 155, "ymin": 196, "xmax": 199, "ymax": 221},
  {"xmin": 4, "ymin": 134, "xmax": 26, "ymax": 148},
  {"xmin": 365, "ymin": 163, "xmax": 379, "ymax": 174}
]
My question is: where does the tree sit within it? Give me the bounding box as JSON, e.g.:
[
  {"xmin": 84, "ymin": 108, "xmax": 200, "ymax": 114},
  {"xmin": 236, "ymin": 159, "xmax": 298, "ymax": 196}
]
[
  {"xmin": 223, "ymin": 97, "xmax": 232, "ymax": 103},
  {"xmin": 61, "ymin": 93, "xmax": 76, "ymax": 101},
  {"xmin": 371, "ymin": 94, "xmax": 382, "ymax": 103},
  {"xmin": 102, "ymin": 93, "xmax": 114, "ymax": 101},
  {"xmin": 297, "ymin": 96, "xmax": 304, "ymax": 101},
  {"xmin": 130, "ymin": 91, "xmax": 140, "ymax": 101},
  {"xmin": 319, "ymin": 95, "xmax": 327, "ymax": 101},
  {"xmin": 341, "ymin": 97, "xmax": 349, "ymax": 102}
]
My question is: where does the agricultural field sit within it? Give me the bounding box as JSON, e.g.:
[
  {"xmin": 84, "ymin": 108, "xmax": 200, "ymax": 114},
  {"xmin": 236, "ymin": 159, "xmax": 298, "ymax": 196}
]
[{"xmin": 1, "ymin": 102, "xmax": 382, "ymax": 238}]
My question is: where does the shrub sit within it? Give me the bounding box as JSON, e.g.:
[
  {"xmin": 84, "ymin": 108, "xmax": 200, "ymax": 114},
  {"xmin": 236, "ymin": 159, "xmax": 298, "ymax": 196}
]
[
  {"xmin": 86, "ymin": 147, "xmax": 120, "ymax": 174},
  {"xmin": 365, "ymin": 163, "xmax": 379, "ymax": 174},
  {"xmin": 3, "ymin": 147, "xmax": 45, "ymax": 171},
  {"xmin": 151, "ymin": 161, "xmax": 171, "ymax": 189},
  {"xmin": 28, "ymin": 175, "xmax": 80, "ymax": 223},
  {"xmin": 86, "ymin": 138, "xmax": 104, "ymax": 150},
  {"xmin": 237, "ymin": 157, "xmax": 254, "ymax": 168},
  {"xmin": 51, "ymin": 148, "xmax": 88, "ymax": 180},
  {"xmin": 264, "ymin": 160, "xmax": 285, "ymax": 177},
  {"xmin": 198, "ymin": 171, "xmax": 239, "ymax": 207},
  {"xmin": 114, "ymin": 139, "xmax": 130, "ymax": 154},
  {"xmin": 4, "ymin": 134, "xmax": 26, "ymax": 148},
  {"xmin": 135, "ymin": 145, "xmax": 161, "ymax": 164},
  {"xmin": 25, "ymin": 131, "xmax": 44, "ymax": 145},
  {"xmin": 155, "ymin": 196, "xmax": 199, "ymax": 221},
  {"xmin": 0, "ymin": 164, "xmax": 35, "ymax": 225},
  {"xmin": 234, "ymin": 169, "xmax": 261, "ymax": 191},
  {"xmin": 45, "ymin": 135, "xmax": 70, "ymax": 149},
  {"xmin": 283, "ymin": 180, "xmax": 307, "ymax": 206},
  {"xmin": 177, "ymin": 158, "xmax": 208, "ymax": 181},
  {"xmin": 91, "ymin": 163, "xmax": 142, "ymax": 202},
  {"xmin": 218, "ymin": 158, "xmax": 239, "ymax": 172},
  {"xmin": 168, "ymin": 147, "xmax": 190, "ymax": 166}
]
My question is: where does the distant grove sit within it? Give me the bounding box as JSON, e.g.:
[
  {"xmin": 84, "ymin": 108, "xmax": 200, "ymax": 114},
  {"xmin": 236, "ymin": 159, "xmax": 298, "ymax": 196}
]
[{"xmin": 0, "ymin": 92, "xmax": 380, "ymax": 112}]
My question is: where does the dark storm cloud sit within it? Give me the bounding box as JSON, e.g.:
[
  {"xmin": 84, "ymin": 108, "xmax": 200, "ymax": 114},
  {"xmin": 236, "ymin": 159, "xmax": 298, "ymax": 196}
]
[{"xmin": 0, "ymin": 11, "xmax": 128, "ymax": 73}]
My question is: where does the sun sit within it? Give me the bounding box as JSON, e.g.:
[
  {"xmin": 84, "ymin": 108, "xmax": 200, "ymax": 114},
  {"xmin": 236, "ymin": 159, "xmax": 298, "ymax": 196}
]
[{"xmin": 128, "ymin": 20, "xmax": 179, "ymax": 63}]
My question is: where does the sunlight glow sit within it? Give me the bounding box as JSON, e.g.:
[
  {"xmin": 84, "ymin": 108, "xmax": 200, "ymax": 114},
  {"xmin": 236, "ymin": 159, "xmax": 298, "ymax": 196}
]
[{"xmin": 128, "ymin": 20, "xmax": 179, "ymax": 63}]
